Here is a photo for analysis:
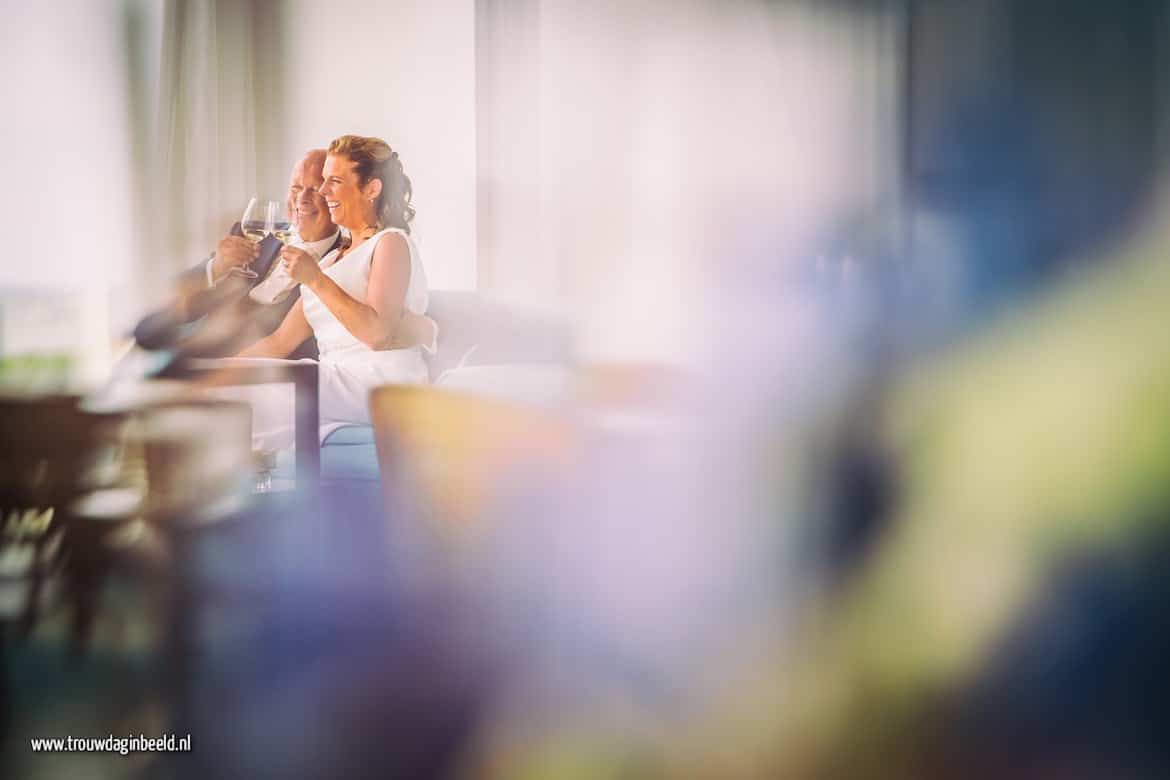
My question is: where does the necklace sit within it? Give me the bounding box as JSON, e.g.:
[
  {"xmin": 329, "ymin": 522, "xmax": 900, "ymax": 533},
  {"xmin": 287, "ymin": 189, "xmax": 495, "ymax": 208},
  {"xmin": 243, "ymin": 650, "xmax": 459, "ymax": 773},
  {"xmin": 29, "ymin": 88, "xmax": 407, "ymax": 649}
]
[
  {"xmin": 336, "ymin": 225, "xmax": 380, "ymax": 261},
  {"xmin": 331, "ymin": 231, "xmax": 353, "ymax": 262}
]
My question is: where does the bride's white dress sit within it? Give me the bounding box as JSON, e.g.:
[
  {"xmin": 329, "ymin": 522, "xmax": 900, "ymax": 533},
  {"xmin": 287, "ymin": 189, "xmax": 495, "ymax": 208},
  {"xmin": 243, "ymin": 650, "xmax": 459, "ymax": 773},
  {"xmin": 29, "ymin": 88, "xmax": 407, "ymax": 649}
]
[{"xmin": 233, "ymin": 227, "xmax": 433, "ymax": 451}]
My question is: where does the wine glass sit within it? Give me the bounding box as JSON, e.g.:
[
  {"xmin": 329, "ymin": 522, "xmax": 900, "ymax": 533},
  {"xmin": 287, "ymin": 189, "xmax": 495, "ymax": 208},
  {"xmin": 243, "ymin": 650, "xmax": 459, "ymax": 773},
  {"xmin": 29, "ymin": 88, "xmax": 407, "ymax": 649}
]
[
  {"xmin": 252, "ymin": 449, "xmax": 278, "ymax": 493},
  {"xmin": 269, "ymin": 200, "xmax": 295, "ymax": 245},
  {"xmin": 235, "ymin": 197, "xmax": 282, "ymax": 278}
]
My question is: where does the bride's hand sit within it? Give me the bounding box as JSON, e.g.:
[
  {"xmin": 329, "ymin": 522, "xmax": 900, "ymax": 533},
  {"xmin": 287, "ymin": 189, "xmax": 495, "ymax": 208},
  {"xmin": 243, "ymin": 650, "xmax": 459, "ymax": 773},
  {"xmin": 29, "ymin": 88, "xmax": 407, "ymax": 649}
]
[{"xmin": 280, "ymin": 246, "xmax": 321, "ymax": 285}]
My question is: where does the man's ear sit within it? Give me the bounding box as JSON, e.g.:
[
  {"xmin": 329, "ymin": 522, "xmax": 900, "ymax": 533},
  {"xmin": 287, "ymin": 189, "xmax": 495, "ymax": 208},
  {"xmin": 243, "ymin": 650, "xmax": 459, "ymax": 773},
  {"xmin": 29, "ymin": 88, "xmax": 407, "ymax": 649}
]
[{"xmin": 365, "ymin": 177, "xmax": 383, "ymax": 202}]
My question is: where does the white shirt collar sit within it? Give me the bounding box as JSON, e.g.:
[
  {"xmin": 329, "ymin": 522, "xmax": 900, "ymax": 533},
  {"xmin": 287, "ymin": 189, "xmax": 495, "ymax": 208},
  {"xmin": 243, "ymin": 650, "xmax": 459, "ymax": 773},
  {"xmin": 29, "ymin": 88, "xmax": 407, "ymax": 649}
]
[{"xmin": 296, "ymin": 229, "xmax": 341, "ymax": 261}]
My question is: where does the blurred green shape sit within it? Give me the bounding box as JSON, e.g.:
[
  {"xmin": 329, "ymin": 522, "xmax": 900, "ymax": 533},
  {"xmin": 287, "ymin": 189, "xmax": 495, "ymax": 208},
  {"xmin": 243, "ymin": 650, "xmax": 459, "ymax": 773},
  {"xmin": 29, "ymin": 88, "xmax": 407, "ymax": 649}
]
[{"xmin": 0, "ymin": 353, "xmax": 75, "ymax": 393}]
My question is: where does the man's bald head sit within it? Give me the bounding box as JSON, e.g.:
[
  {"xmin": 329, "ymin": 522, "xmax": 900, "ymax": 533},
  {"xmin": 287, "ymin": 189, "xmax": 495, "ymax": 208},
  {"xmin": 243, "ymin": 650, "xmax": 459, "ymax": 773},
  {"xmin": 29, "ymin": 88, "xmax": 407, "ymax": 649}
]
[
  {"xmin": 300, "ymin": 149, "xmax": 326, "ymax": 175},
  {"xmin": 287, "ymin": 148, "xmax": 334, "ymax": 241}
]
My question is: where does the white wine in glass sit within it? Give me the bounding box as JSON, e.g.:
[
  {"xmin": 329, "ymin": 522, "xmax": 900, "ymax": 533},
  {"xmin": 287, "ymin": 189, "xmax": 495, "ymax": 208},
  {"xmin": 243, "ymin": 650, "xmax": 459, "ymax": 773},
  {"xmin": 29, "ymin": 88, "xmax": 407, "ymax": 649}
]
[
  {"xmin": 267, "ymin": 200, "xmax": 293, "ymax": 244},
  {"xmin": 234, "ymin": 197, "xmax": 265, "ymax": 278},
  {"xmin": 272, "ymin": 223, "xmax": 294, "ymax": 244},
  {"xmin": 264, "ymin": 199, "xmax": 294, "ymax": 244},
  {"xmin": 271, "ymin": 219, "xmax": 294, "ymax": 244},
  {"xmin": 240, "ymin": 197, "xmax": 268, "ymax": 243}
]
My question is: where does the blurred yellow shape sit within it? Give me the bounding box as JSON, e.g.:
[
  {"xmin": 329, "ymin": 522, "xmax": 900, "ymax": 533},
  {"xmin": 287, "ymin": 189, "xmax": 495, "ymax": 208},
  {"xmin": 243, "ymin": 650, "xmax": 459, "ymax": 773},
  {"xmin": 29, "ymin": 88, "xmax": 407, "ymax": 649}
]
[{"xmin": 370, "ymin": 384, "xmax": 575, "ymax": 549}]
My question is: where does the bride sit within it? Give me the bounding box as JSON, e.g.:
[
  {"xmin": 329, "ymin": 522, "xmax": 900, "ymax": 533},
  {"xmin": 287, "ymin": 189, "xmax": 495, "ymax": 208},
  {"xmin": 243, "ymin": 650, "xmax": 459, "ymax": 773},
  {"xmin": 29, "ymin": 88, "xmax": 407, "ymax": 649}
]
[{"xmin": 236, "ymin": 134, "xmax": 434, "ymax": 447}]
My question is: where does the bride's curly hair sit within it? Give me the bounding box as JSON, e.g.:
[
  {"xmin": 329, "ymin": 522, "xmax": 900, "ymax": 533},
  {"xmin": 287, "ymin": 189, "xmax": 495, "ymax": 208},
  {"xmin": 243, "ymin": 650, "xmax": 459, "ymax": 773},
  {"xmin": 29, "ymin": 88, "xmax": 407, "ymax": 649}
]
[{"xmin": 327, "ymin": 134, "xmax": 415, "ymax": 234}]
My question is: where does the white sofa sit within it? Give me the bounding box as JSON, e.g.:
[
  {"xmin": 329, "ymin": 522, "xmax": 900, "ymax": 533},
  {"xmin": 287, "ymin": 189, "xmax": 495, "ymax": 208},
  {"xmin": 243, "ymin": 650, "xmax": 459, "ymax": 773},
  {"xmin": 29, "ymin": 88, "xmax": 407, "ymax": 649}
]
[{"xmin": 307, "ymin": 290, "xmax": 576, "ymax": 485}]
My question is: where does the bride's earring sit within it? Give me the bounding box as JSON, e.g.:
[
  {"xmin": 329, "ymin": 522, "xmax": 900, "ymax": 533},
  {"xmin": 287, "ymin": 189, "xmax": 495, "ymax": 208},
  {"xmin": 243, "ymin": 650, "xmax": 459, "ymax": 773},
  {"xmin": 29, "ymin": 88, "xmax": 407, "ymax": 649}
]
[{"xmin": 360, "ymin": 197, "xmax": 380, "ymax": 238}]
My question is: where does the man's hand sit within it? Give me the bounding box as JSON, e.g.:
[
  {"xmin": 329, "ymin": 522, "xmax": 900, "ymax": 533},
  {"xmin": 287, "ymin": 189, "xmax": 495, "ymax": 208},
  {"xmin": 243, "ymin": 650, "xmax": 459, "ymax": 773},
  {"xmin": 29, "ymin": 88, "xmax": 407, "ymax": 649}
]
[
  {"xmin": 281, "ymin": 245, "xmax": 323, "ymax": 286},
  {"xmin": 211, "ymin": 236, "xmax": 260, "ymax": 280}
]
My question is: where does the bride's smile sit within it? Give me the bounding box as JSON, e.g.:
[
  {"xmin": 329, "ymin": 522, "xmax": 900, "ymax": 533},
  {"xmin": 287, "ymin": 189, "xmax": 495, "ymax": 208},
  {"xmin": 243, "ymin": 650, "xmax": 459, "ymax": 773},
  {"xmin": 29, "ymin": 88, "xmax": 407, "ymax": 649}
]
[{"xmin": 320, "ymin": 153, "xmax": 381, "ymax": 234}]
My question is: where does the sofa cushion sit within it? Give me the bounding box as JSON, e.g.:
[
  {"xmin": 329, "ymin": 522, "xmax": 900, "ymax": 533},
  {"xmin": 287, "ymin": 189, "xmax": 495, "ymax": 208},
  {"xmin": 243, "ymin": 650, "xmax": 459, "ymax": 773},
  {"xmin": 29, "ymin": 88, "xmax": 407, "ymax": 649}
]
[
  {"xmin": 273, "ymin": 424, "xmax": 380, "ymax": 483},
  {"xmin": 435, "ymin": 363, "xmax": 573, "ymax": 408},
  {"xmin": 425, "ymin": 290, "xmax": 575, "ymax": 383},
  {"xmin": 322, "ymin": 424, "xmax": 376, "ymax": 446}
]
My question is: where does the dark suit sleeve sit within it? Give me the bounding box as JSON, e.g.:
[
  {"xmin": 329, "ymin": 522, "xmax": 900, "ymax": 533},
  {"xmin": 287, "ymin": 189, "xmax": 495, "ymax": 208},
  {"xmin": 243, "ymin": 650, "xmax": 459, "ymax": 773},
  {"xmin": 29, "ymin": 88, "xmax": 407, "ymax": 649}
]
[
  {"xmin": 162, "ymin": 227, "xmax": 318, "ymax": 358},
  {"xmin": 177, "ymin": 258, "xmax": 213, "ymax": 295}
]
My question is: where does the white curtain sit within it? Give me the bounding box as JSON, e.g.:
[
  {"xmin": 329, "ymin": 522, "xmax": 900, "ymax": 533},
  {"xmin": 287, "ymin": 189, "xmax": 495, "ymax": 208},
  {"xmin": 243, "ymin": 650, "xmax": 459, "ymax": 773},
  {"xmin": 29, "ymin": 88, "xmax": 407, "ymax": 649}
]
[
  {"xmin": 139, "ymin": 0, "xmax": 287, "ymax": 303},
  {"xmin": 474, "ymin": 0, "xmax": 904, "ymax": 363}
]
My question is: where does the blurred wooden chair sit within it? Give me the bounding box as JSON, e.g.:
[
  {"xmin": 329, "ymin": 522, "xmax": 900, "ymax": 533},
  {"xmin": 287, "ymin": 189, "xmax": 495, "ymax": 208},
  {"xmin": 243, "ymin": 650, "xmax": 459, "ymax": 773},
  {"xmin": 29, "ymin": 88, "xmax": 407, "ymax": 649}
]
[
  {"xmin": 0, "ymin": 394, "xmax": 138, "ymax": 741},
  {"xmin": 0, "ymin": 395, "xmax": 133, "ymax": 640},
  {"xmin": 368, "ymin": 363, "xmax": 686, "ymax": 545},
  {"xmin": 369, "ymin": 385, "xmax": 576, "ymax": 557}
]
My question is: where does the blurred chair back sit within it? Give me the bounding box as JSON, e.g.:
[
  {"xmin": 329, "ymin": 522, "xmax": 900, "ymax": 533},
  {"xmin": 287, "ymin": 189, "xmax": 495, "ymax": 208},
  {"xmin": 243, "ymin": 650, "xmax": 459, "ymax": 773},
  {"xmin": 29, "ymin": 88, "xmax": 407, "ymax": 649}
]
[
  {"xmin": 133, "ymin": 397, "xmax": 253, "ymax": 523},
  {"xmin": 369, "ymin": 385, "xmax": 574, "ymax": 564},
  {"xmin": 0, "ymin": 395, "xmax": 128, "ymax": 638}
]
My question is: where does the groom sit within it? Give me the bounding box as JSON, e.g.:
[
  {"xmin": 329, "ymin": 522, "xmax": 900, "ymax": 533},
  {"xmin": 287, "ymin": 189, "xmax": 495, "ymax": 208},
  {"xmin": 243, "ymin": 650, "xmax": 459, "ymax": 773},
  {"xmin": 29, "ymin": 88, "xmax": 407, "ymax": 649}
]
[{"xmin": 172, "ymin": 149, "xmax": 344, "ymax": 358}]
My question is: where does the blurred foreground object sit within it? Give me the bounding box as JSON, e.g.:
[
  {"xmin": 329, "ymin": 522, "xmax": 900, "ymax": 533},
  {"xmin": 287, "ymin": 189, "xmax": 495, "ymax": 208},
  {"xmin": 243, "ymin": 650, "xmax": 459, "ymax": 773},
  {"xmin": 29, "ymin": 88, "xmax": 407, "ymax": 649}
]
[
  {"xmin": 0, "ymin": 395, "xmax": 129, "ymax": 642},
  {"xmin": 370, "ymin": 383, "xmax": 576, "ymax": 599},
  {"xmin": 430, "ymin": 201, "xmax": 1170, "ymax": 778},
  {"xmin": 0, "ymin": 388, "xmax": 258, "ymax": 772},
  {"xmin": 708, "ymin": 203, "xmax": 1170, "ymax": 778}
]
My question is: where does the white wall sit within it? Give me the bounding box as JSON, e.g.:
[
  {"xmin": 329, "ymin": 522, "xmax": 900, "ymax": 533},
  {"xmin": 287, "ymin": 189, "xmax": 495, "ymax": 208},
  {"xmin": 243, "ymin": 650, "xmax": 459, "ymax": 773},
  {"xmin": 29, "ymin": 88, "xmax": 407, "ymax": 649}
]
[
  {"xmin": 502, "ymin": 1, "xmax": 900, "ymax": 364},
  {"xmin": 278, "ymin": 0, "xmax": 478, "ymax": 290}
]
